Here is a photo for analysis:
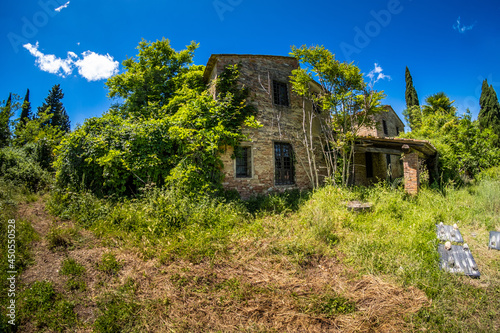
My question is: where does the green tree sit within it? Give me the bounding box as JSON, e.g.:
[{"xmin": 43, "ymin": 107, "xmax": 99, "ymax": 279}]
[
  {"xmin": 0, "ymin": 94, "xmax": 14, "ymax": 148},
  {"xmin": 403, "ymin": 67, "xmax": 420, "ymax": 130},
  {"xmin": 15, "ymin": 89, "xmax": 32, "ymax": 139},
  {"xmin": 38, "ymin": 84, "xmax": 70, "ymax": 133},
  {"xmin": 290, "ymin": 45, "xmax": 385, "ymax": 186},
  {"xmin": 20, "ymin": 89, "xmax": 31, "ymax": 124},
  {"xmin": 478, "ymin": 79, "xmax": 500, "ymax": 146},
  {"xmin": 402, "ymin": 104, "xmax": 499, "ymax": 183},
  {"xmin": 405, "ymin": 67, "xmax": 419, "ymax": 108},
  {"xmin": 106, "ymin": 38, "xmax": 200, "ymax": 119},
  {"xmin": 422, "ymin": 92, "xmax": 457, "ymax": 116},
  {"xmin": 55, "ymin": 40, "xmax": 257, "ymax": 197},
  {"xmin": 14, "ymin": 110, "xmax": 64, "ymax": 170}
]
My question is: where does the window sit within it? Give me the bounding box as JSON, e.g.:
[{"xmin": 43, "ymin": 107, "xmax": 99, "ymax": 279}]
[
  {"xmin": 312, "ymin": 92, "xmax": 322, "ymax": 113},
  {"xmin": 235, "ymin": 147, "xmax": 252, "ymax": 178},
  {"xmin": 274, "ymin": 142, "xmax": 294, "ymax": 185},
  {"xmin": 382, "ymin": 120, "xmax": 388, "ymax": 135},
  {"xmin": 273, "ymin": 80, "xmax": 289, "ymax": 106},
  {"xmin": 396, "ymin": 126, "xmax": 400, "ymax": 135},
  {"xmin": 386, "ymin": 154, "xmax": 391, "ymax": 167},
  {"xmin": 365, "ymin": 152, "xmax": 373, "ymax": 178}
]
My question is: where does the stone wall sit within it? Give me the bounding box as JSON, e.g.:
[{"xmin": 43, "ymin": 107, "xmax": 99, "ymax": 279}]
[
  {"xmin": 358, "ymin": 105, "xmax": 405, "ymax": 138},
  {"xmin": 353, "ymin": 151, "xmax": 403, "ymax": 186},
  {"xmin": 208, "ymin": 55, "xmax": 327, "ymax": 198}
]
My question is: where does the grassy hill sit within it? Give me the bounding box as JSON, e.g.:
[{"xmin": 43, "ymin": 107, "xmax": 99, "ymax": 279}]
[{"xmin": 1, "ymin": 171, "xmax": 500, "ymax": 332}]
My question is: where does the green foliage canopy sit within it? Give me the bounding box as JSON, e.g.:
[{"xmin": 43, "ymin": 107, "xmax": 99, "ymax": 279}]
[
  {"xmin": 106, "ymin": 38, "xmax": 201, "ymax": 119},
  {"xmin": 55, "ymin": 39, "xmax": 257, "ymax": 197},
  {"xmin": 403, "ymin": 100, "xmax": 499, "ymax": 182},
  {"xmin": 478, "ymin": 79, "xmax": 500, "ymax": 146},
  {"xmin": 37, "ymin": 84, "xmax": 70, "ymax": 133},
  {"xmin": 290, "ymin": 45, "xmax": 385, "ymax": 185}
]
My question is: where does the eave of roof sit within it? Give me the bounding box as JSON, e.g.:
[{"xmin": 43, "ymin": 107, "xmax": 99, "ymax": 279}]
[
  {"xmin": 203, "ymin": 54, "xmax": 297, "ymax": 82},
  {"xmin": 356, "ymin": 136, "xmax": 437, "ymax": 156}
]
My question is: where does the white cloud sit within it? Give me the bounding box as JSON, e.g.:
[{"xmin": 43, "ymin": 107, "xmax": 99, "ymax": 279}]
[
  {"xmin": 453, "ymin": 16, "xmax": 475, "ymax": 33},
  {"xmin": 55, "ymin": 1, "xmax": 70, "ymax": 12},
  {"xmin": 366, "ymin": 63, "xmax": 391, "ymax": 88},
  {"xmin": 74, "ymin": 51, "xmax": 119, "ymax": 81},
  {"xmin": 23, "ymin": 42, "xmax": 74, "ymax": 77},
  {"xmin": 23, "ymin": 42, "xmax": 119, "ymax": 81}
]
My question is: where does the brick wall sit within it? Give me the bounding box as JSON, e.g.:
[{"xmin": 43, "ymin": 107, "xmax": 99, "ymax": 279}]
[
  {"xmin": 353, "ymin": 151, "xmax": 402, "ymax": 186},
  {"xmin": 210, "ymin": 55, "xmax": 327, "ymax": 198},
  {"xmin": 403, "ymin": 151, "xmax": 419, "ymax": 195}
]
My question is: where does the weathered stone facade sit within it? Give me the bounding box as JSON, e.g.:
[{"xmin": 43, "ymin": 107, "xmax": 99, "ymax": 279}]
[
  {"xmin": 204, "ymin": 54, "xmax": 327, "ymax": 198},
  {"xmin": 204, "ymin": 54, "xmax": 436, "ymax": 197},
  {"xmin": 358, "ymin": 105, "xmax": 405, "ymax": 138},
  {"xmin": 354, "ymin": 106, "xmax": 406, "ymax": 186}
]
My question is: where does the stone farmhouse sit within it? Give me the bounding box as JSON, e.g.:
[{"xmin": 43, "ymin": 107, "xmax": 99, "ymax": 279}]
[{"xmin": 203, "ymin": 54, "xmax": 437, "ymax": 198}]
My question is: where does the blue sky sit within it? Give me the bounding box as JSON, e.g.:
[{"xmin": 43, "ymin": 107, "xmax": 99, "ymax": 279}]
[{"xmin": 1, "ymin": 0, "xmax": 499, "ymax": 130}]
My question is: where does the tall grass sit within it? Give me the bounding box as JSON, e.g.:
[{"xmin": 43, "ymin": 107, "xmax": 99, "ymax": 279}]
[
  {"xmin": 47, "ymin": 186, "xmax": 250, "ymax": 262},
  {"xmin": 294, "ymin": 178, "xmax": 500, "ymax": 331},
  {"xmin": 0, "ymin": 180, "xmax": 38, "ymax": 331}
]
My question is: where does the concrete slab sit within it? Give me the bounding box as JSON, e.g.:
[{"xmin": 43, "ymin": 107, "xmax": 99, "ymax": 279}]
[
  {"xmin": 489, "ymin": 231, "xmax": 500, "ymax": 251},
  {"xmin": 436, "ymin": 223, "xmax": 464, "ymax": 243},
  {"xmin": 438, "ymin": 244, "xmax": 480, "ymax": 278}
]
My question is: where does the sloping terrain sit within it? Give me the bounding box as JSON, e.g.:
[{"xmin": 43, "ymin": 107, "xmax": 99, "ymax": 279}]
[{"xmin": 15, "ymin": 199, "xmax": 430, "ymax": 332}]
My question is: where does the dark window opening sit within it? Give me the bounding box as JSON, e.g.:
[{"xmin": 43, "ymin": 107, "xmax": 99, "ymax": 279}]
[
  {"xmin": 275, "ymin": 142, "xmax": 294, "ymax": 185},
  {"xmin": 396, "ymin": 126, "xmax": 400, "ymax": 135},
  {"xmin": 235, "ymin": 147, "xmax": 252, "ymax": 178},
  {"xmin": 312, "ymin": 93, "xmax": 322, "ymax": 113},
  {"xmin": 382, "ymin": 120, "xmax": 388, "ymax": 135},
  {"xmin": 365, "ymin": 152, "xmax": 373, "ymax": 178},
  {"xmin": 273, "ymin": 80, "xmax": 289, "ymax": 106},
  {"xmin": 386, "ymin": 154, "xmax": 393, "ymax": 182}
]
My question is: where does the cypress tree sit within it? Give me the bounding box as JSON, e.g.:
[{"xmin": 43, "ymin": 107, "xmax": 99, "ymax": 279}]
[
  {"xmin": 0, "ymin": 93, "xmax": 13, "ymax": 148},
  {"xmin": 403, "ymin": 67, "xmax": 421, "ymax": 130},
  {"xmin": 19, "ymin": 88, "xmax": 31, "ymax": 124},
  {"xmin": 38, "ymin": 84, "xmax": 70, "ymax": 133},
  {"xmin": 405, "ymin": 67, "xmax": 419, "ymax": 108},
  {"xmin": 478, "ymin": 79, "xmax": 500, "ymax": 145}
]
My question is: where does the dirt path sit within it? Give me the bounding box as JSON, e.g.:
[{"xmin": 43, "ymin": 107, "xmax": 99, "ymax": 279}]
[{"xmin": 17, "ymin": 199, "xmax": 431, "ymax": 332}]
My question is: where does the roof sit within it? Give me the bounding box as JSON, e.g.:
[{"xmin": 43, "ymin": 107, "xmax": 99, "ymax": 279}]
[
  {"xmin": 383, "ymin": 105, "xmax": 405, "ymax": 128},
  {"xmin": 356, "ymin": 136, "xmax": 437, "ymax": 157},
  {"xmin": 203, "ymin": 54, "xmax": 297, "ymax": 82}
]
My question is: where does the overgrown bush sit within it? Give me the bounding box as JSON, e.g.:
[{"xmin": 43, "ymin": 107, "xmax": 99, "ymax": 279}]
[
  {"xmin": 48, "ymin": 185, "xmax": 249, "ymax": 261},
  {"xmin": 0, "ymin": 147, "xmax": 52, "ymax": 192},
  {"xmin": 54, "ymin": 39, "xmax": 257, "ymax": 197},
  {"xmin": 403, "ymin": 109, "xmax": 500, "ymax": 185}
]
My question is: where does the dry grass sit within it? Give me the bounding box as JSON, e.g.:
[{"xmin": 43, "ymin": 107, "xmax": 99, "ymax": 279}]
[{"xmin": 16, "ymin": 199, "xmax": 430, "ymax": 332}]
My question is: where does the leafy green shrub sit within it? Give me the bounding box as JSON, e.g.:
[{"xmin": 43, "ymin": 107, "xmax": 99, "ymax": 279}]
[
  {"xmin": 476, "ymin": 165, "xmax": 500, "ymax": 181},
  {"xmin": 54, "ymin": 41, "xmax": 258, "ymax": 197},
  {"xmin": 245, "ymin": 189, "xmax": 310, "ymax": 215},
  {"xmin": 0, "ymin": 147, "xmax": 52, "ymax": 192},
  {"xmin": 402, "ymin": 109, "xmax": 500, "ymax": 185},
  {"xmin": 23, "ymin": 138, "xmax": 55, "ymax": 171}
]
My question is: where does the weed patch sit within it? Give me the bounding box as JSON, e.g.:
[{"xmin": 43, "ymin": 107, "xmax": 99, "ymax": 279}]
[
  {"xmin": 17, "ymin": 281, "xmax": 78, "ymax": 331},
  {"xmin": 93, "ymin": 294, "xmax": 140, "ymax": 333},
  {"xmin": 97, "ymin": 252, "xmax": 122, "ymax": 275}
]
